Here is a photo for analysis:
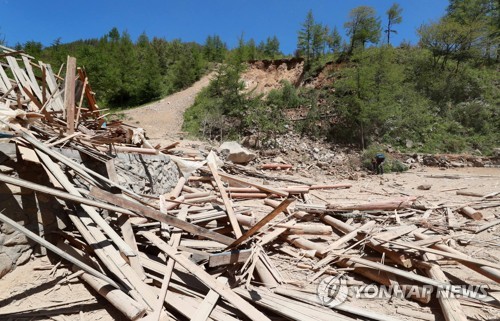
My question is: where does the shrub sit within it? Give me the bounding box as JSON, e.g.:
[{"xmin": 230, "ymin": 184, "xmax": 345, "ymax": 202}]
[{"xmin": 361, "ymin": 144, "xmax": 408, "ymax": 173}]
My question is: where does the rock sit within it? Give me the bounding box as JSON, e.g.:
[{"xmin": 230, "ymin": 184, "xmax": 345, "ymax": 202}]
[
  {"xmin": 386, "ymin": 146, "xmax": 395, "ymax": 153},
  {"xmin": 0, "ymin": 253, "xmax": 13, "ymax": 278},
  {"xmin": 219, "ymin": 141, "xmax": 256, "ymax": 164},
  {"xmin": 405, "ymin": 139, "xmax": 414, "ymax": 148},
  {"xmin": 0, "ymin": 223, "xmax": 18, "ymax": 235},
  {"xmin": 16, "ymin": 248, "xmax": 32, "ymax": 266},
  {"xmin": 241, "ymin": 135, "xmax": 260, "ymax": 148},
  {"xmin": 450, "ymin": 162, "xmax": 465, "ymax": 168},
  {"xmin": 272, "ymin": 156, "xmax": 285, "ymax": 164},
  {"xmin": 417, "ymin": 184, "xmax": 432, "ymax": 190},
  {"xmin": 313, "ymin": 147, "xmax": 320, "ymax": 153},
  {"xmin": 472, "ymin": 159, "xmax": 484, "ymax": 167},
  {"xmin": 3, "ymin": 232, "xmax": 28, "ymax": 246}
]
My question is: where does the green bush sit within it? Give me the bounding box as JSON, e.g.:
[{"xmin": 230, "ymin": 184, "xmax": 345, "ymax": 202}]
[{"xmin": 361, "ymin": 144, "xmax": 408, "ymax": 173}]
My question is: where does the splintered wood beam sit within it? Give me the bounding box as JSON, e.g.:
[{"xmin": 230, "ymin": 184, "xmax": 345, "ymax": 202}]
[
  {"xmin": 423, "ymin": 252, "xmax": 468, "ymax": 321},
  {"xmin": 208, "ymin": 249, "xmax": 253, "ymax": 267},
  {"xmin": 190, "ymin": 277, "xmax": 228, "ymax": 321},
  {"xmin": 225, "ymin": 198, "xmax": 295, "ymax": 250},
  {"xmin": 208, "ymin": 161, "xmax": 242, "ymax": 238},
  {"xmin": 151, "ymin": 206, "xmax": 188, "ymax": 321},
  {"xmin": 140, "ymin": 232, "xmax": 272, "ymax": 321},
  {"xmin": 90, "ymin": 187, "xmax": 235, "ymax": 245},
  {"xmin": 34, "ymin": 149, "xmax": 136, "ymax": 257},
  {"xmin": 64, "ymin": 56, "xmax": 76, "ymax": 134},
  {"xmin": 0, "ymin": 212, "xmax": 119, "ymax": 288}
]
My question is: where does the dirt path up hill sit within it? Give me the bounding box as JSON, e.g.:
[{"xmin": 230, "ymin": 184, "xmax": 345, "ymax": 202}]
[{"xmin": 123, "ymin": 73, "xmax": 214, "ymax": 141}]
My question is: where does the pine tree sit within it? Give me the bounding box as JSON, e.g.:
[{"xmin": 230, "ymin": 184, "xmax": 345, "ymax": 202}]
[
  {"xmin": 297, "ymin": 10, "xmax": 315, "ymax": 66},
  {"xmin": 345, "ymin": 6, "xmax": 381, "ymax": 53},
  {"xmin": 385, "ymin": 3, "xmax": 403, "ymax": 45}
]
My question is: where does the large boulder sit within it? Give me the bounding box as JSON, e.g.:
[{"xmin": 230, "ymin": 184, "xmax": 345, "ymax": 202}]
[{"xmin": 219, "ymin": 141, "xmax": 256, "ymax": 164}]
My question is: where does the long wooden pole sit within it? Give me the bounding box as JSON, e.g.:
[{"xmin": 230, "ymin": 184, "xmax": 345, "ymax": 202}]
[
  {"xmin": 0, "ymin": 212, "xmax": 119, "ymax": 288},
  {"xmin": 90, "ymin": 187, "xmax": 235, "ymax": 245},
  {"xmin": 225, "ymin": 198, "xmax": 295, "ymax": 250},
  {"xmin": 34, "ymin": 149, "xmax": 135, "ymax": 257},
  {"xmin": 0, "ymin": 172, "xmax": 136, "ymax": 216},
  {"xmin": 64, "ymin": 56, "xmax": 76, "ymax": 134}
]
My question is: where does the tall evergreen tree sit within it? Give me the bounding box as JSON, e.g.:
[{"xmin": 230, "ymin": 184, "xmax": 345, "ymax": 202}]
[
  {"xmin": 327, "ymin": 26, "xmax": 342, "ymax": 53},
  {"xmin": 385, "ymin": 3, "xmax": 403, "ymax": 45},
  {"xmin": 345, "ymin": 6, "xmax": 381, "ymax": 53},
  {"xmin": 264, "ymin": 36, "xmax": 280, "ymax": 59},
  {"xmin": 297, "ymin": 10, "xmax": 315, "ymax": 66}
]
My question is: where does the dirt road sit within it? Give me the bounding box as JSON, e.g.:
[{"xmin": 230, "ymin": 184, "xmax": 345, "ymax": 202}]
[{"xmin": 123, "ymin": 73, "xmax": 214, "ymax": 141}]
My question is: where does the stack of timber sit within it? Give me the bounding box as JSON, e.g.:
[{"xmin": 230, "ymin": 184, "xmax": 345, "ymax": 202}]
[{"xmin": 0, "ymin": 46, "xmax": 499, "ymax": 321}]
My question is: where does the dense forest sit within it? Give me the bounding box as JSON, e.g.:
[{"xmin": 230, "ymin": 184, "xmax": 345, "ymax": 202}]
[
  {"xmin": 4, "ymin": 29, "xmax": 282, "ymax": 108},
  {"xmin": 3, "ymin": 0, "xmax": 499, "ymax": 154}
]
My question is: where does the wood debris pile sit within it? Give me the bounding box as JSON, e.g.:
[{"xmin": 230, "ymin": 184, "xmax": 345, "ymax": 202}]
[{"xmin": 1, "ymin": 47, "xmax": 500, "ymax": 321}]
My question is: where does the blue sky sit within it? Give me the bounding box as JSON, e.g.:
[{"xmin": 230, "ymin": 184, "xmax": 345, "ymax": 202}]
[{"xmin": 1, "ymin": 0, "xmax": 449, "ymax": 53}]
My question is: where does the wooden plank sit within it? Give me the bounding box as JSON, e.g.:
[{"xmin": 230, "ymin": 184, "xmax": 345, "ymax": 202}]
[
  {"xmin": 0, "ymin": 172, "xmax": 138, "ymax": 217},
  {"xmin": 64, "ymin": 56, "xmax": 76, "ymax": 134},
  {"xmin": 34, "ymin": 150, "xmax": 135, "ymax": 257},
  {"xmin": 141, "ymin": 232, "xmax": 272, "ymax": 321},
  {"xmin": 75, "ymin": 76, "xmax": 87, "ymax": 124},
  {"xmin": 235, "ymin": 287, "xmax": 354, "ymax": 321},
  {"xmin": 413, "ymin": 232, "xmax": 500, "ymax": 283},
  {"xmin": 40, "ymin": 62, "xmax": 64, "ymax": 112},
  {"xmin": 152, "ymin": 206, "xmax": 188, "ymax": 321},
  {"xmin": 0, "ymin": 64, "xmax": 12, "ymax": 92},
  {"xmin": 446, "ymin": 208, "xmax": 460, "ymax": 228},
  {"xmin": 207, "ymin": 161, "xmax": 242, "ymax": 237},
  {"xmin": 345, "ymin": 255, "xmax": 493, "ymax": 301},
  {"xmin": 322, "ymin": 215, "xmax": 413, "ymax": 268},
  {"xmin": 90, "ymin": 187, "xmax": 235, "ymax": 245},
  {"xmin": 36, "ymin": 151, "xmax": 157, "ymax": 310},
  {"xmin": 376, "ymin": 238, "xmax": 500, "ymax": 270},
  {"xmin": 107, "ymin": 159, "xmax": 148, "ymax": 282},
  {"xmin": 0, "ymin": 212, "xmax": 119, "ymax": 288},
  {"xmin": 423, "ymin": 252, "xmax": 468, "ymax": 321},
  {"xmin": 21, "ymin": 56, "xmax": 43, "ymax": 101},
  {"xmin": 218, "ymin": 172, "xmax": 288, "ymax": 197},
  {"xmin": 225, "ymin": 198, "xmax": 295, "ymax": 250},
  {"xmin": 318, "ymin": 220, "xmax": 376, "ymax": 256},
  {"xmin": 375, "ymin": 224, "xmax": 418, "ymax": 241},
  {"xmin": 208, "ymin": 249, "xmax": 252, "ymax": 267},
  {"xmin": 190, "ymin": 277, "xmax": 228, "ymax": 321},
  {"xmin": 77, "ymin": 67, "xmax": 98, "ymax": 111},
  {"xmin": 60, "ymin": 241, "xmax": 147, "ymax": 321}
]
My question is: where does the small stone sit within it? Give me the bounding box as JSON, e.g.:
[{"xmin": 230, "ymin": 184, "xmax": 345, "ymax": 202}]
[
  {"xmin": 417, "ymin": 184, "xmax": 432, "ymax": 190},
  {"xmin": 313, "ymin": 147, "xmax": 320, "ymax": 153}
]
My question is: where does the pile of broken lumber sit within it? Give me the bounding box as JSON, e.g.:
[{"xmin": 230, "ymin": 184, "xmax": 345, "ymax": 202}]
[{"xmin": 1, "ymin": 45, "xmax": 500, "ymax": 321}]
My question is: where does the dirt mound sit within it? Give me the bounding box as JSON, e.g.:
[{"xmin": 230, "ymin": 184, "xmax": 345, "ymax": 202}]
[{"xmin": 241, "ymin": 58, "xmax": 304, "ymax": 95}]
